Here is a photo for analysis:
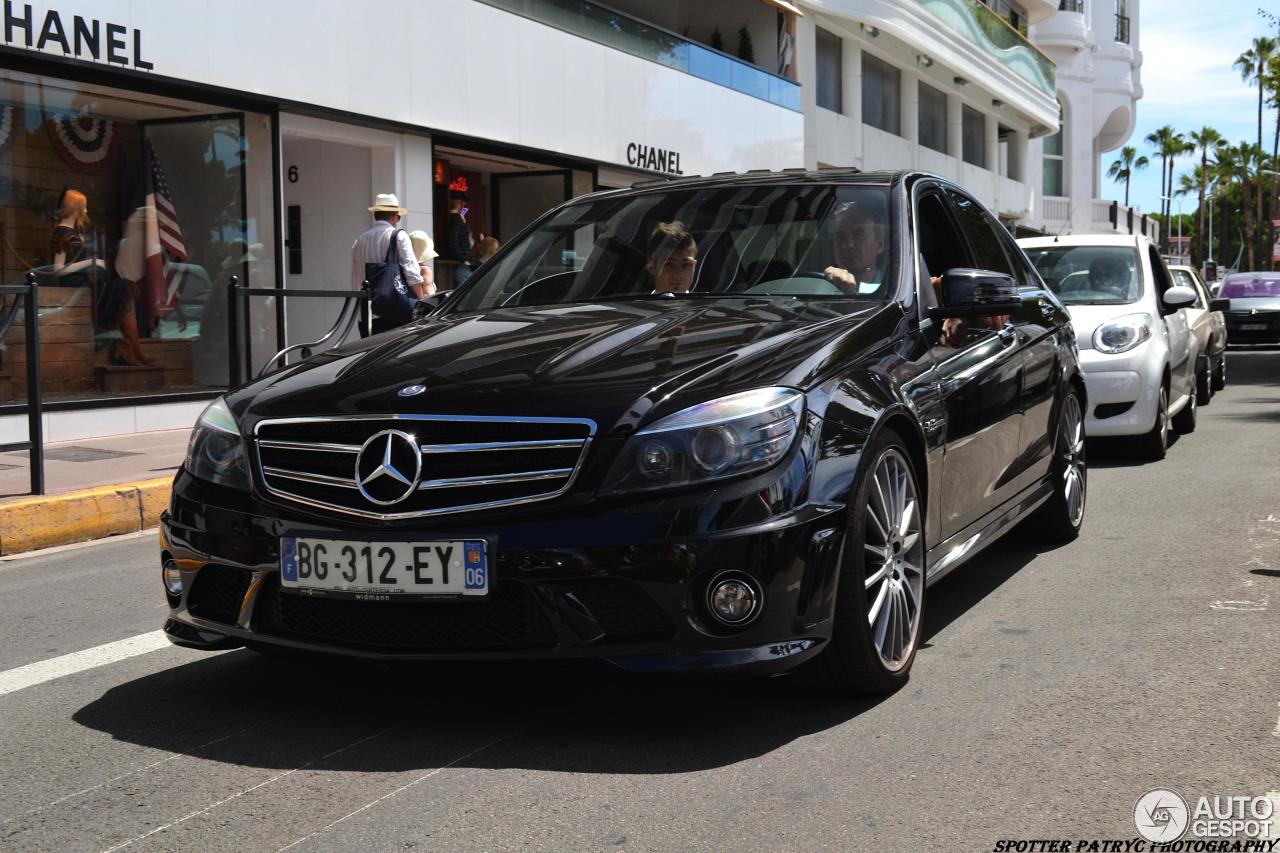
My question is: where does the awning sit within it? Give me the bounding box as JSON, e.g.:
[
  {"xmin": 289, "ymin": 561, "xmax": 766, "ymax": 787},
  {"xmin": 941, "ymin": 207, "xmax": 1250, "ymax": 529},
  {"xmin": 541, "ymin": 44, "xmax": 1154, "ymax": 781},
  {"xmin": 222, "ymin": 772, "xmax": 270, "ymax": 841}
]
[{"xmin": 761, "ymin": 0, "xmax": 804, "ymax": 16}]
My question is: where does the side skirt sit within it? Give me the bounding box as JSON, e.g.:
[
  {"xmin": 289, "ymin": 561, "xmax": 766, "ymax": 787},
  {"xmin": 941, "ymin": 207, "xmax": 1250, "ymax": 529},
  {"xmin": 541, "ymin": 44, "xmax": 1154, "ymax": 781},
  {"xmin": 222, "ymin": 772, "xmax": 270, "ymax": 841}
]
[{"xmin": 923, "ymin": 480, "xmax": 1054, "ymax": 587}]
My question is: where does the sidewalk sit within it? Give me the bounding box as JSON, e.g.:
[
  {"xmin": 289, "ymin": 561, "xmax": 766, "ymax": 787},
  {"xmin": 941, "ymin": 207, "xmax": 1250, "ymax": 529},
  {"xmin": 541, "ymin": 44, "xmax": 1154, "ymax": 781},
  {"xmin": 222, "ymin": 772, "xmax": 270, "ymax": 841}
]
[{"xmin": 0, "ymin": 428, "xmax": 189, "ymax": 556}]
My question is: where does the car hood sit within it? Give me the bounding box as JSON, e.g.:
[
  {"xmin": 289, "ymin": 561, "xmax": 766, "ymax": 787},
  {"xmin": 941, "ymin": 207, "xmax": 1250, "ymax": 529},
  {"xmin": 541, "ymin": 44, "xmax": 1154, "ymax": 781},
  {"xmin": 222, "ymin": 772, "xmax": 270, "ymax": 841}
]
[
  {"xmin": 1223, "ymin": 296, "xmax": 1280, "ymax": 313},
  {"xmin": 234, "ymin": 299, "xmax": 894, "ymax": 434},
  {"xmin": 1062, "ymin": 303, "xmax": 1153, "ymax": 351}
]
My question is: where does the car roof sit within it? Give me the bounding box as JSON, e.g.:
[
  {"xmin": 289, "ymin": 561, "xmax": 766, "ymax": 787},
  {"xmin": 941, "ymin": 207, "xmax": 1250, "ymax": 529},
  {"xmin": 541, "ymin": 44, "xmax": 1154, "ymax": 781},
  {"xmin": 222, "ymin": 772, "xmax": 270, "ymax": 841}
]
[{"xmin": 1017, "ymin": 233, "xmax": 1147, "ymax": 249}]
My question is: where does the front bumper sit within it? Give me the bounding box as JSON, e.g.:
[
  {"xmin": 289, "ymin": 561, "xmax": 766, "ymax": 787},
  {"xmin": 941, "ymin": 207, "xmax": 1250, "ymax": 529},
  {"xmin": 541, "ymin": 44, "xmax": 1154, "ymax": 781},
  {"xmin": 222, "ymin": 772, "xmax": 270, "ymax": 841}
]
[
  {"xmin": 159, "ymin": 471, "xmax": 848, "ymax": 675},
  {"xmin": 1225, "ymin": 315, "xmax": 1280, "ymax": 344},
  {"xmin": 1076, "ymin": 343, "xmax": 1163, "ymax": 437}
]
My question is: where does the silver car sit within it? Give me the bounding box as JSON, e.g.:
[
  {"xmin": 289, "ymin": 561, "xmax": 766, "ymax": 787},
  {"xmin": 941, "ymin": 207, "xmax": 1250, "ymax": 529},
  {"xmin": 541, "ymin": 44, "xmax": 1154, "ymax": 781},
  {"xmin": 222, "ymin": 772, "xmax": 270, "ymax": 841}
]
[
  {"xmin": 1019, "ymin": 234, "xmax": 1199, "ymax": 460},
  {"xmin": 1168, "ymin": 264, "xmax": 1227, "ymax": 402}
]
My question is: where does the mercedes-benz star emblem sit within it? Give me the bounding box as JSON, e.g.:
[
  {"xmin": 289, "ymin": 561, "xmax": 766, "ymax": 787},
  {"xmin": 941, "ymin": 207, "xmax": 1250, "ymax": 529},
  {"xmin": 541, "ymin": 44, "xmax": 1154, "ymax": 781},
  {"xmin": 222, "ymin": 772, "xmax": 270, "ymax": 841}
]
[
  {"xmin": 398, "ymin": 384, "xmax": 427, "ymax": 397},
  {"xmin": 354, "ymin": 430, "xmax": 423, "ymax": 505}
]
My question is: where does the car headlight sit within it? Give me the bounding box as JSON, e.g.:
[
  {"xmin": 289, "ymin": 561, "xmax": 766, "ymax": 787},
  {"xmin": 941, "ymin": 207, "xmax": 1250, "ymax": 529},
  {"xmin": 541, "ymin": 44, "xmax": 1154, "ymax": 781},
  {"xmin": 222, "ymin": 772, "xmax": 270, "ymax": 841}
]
[
  {"xmin": 601, "ymin": 387, "xmax": 804, "ymax": 495},
  {"xmin": 185, "ymin": 397, "xmax": 251, "ymax": 491},
  {"xmin": 1092, "ymin": 313, "xmax": 1153, "ymax": 354}
]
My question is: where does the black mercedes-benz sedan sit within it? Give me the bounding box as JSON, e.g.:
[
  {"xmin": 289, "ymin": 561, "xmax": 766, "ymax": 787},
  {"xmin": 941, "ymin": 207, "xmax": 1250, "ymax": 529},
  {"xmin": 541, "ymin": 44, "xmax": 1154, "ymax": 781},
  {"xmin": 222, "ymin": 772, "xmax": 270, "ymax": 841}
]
[{"xmin": 160, "ymin": 170, "xmax": 1086, "ymax": 695}]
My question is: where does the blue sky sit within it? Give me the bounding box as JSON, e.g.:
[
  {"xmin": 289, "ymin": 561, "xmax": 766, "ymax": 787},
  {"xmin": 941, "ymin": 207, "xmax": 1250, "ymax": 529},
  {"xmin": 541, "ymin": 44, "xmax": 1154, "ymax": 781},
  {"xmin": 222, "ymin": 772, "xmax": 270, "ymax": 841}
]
[{"xmin": 1101, "ymin": 3, "xmax": 1267, "ymax": 216}]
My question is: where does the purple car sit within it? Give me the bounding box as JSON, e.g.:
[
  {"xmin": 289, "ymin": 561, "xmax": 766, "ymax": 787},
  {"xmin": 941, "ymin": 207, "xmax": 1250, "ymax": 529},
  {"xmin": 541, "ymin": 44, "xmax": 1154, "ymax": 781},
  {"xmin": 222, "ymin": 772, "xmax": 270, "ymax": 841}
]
[{"xmin": 1218, "ymin": 273, "xmax": 1280, "ymax": 344}]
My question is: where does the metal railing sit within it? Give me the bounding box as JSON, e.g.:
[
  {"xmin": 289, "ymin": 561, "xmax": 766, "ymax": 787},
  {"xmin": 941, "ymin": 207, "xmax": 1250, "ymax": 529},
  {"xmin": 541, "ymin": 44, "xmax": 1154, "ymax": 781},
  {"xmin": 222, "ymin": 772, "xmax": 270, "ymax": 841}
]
[
  {"xmin": 1058, "ymin": 0, "xmax": 1084, "ymax": 12},
  {"xmin": 0, "ymin": 272, "xmax": 45, "ymax": 495},
  {"xmin": 226, "ymin": 276, "xmax": 372, "ymax": 387},
  {"xmin": 1115, "ymin": 13, "xmax": 1130, "ymax": 43}
]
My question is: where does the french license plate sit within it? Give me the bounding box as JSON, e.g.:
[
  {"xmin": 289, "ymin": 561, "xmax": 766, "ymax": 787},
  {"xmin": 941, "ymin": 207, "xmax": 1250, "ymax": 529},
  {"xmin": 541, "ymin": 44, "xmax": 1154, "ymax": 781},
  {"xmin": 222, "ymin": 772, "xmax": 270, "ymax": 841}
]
[
  {"xmin": 1239, "ymin": 323, "xmax": 1268, "ymax": 331},
  {"xmin": 279, "ymin": 537, "xmax": 488, "ymax": 597}
]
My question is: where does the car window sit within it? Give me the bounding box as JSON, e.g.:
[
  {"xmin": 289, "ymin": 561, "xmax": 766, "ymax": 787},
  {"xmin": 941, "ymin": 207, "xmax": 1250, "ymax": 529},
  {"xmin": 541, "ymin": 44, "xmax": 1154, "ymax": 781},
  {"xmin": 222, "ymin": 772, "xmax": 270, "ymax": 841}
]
[
  {"xmin": 1149, "ymin": 247, "xmax": 1175, "ymax": 300},
  {"xmin": 449, "ymin": 184, "xmax": 897, "ymax": 311},
  {"xmin": 1171, "ymin": 270, "xmax": 1206, "ymax": 308},
  {"xmin": 1219, "ymin": 276, "xmax": 1280, "ymax": 298},
  {"xmin": 946, "ymin": 190, "xmax": 1014, "ymax": 276},
  {"xmin": 914, "ymin": 191, "xmax": 970, "ymax": 283},
  {"xmin": 1024, "ymin": 245, "xmax": 1142, "ymax": 305}
]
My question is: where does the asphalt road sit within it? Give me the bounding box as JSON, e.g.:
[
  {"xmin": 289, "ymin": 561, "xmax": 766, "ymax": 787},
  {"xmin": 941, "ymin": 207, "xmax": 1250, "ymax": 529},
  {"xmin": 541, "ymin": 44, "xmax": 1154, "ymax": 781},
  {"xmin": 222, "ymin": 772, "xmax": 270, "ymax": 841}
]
[{"xmin": 1, "ymin": 349, "xmax": 1277, "ymax": 853}]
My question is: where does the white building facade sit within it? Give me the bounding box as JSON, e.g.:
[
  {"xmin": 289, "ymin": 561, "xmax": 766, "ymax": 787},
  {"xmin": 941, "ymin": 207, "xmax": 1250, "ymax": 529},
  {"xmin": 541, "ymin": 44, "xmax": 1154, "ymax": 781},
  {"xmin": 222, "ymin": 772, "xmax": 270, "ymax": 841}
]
[
  {"xmin": 0, "ymin": 0, "xmax": 804, "ymax": 440},
  {"xmin": 1025, "ymin": 0, "xmax": 1156, "ymax": 240},
  {"xmin": 795, "ymin": 0, "xmax": 1061, "ymax": 225}
]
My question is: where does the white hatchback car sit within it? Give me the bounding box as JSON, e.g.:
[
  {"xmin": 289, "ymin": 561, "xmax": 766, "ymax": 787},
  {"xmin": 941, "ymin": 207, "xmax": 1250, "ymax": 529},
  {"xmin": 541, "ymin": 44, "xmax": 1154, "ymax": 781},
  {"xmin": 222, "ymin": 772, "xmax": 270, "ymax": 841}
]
[{"xmin": 1018, "ymin": 234, "xmax": 1199, "ymax": 460}]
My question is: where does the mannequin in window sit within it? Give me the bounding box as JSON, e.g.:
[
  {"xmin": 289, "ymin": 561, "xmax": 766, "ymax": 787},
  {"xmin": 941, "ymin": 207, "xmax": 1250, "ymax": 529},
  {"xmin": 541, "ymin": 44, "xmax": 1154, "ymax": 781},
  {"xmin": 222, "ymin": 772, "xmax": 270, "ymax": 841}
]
[
  {"xmin": 50, "ymin": 189, "xmax": 105, "ymax": 286},
  {"xmin": 96, "ymin": 198, "xmax": 159, "ymax": 367}
]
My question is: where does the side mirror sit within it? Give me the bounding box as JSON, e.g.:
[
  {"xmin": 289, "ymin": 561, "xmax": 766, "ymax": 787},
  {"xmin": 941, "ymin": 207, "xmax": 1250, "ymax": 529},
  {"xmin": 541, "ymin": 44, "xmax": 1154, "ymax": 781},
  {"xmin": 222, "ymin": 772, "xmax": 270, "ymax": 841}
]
[
  {"xmin": 412, "ymin": 292, "xmax": 448, "ymax": 321},
  {"xmin": 1209, "ymin": 298, "xmax": 1230, "ymax": 313},
  {"xmin": 928, "ymin": 268, "xmax": 1022, "ymax": 320},
  {"xmin": 1162, "ymin": 285, "xmax": 1197, "ymax": 310}
]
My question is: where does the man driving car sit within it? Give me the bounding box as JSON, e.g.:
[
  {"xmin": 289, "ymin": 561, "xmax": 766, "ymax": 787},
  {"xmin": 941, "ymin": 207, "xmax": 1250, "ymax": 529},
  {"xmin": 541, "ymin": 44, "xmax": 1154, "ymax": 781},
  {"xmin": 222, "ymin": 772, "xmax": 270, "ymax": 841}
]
[{"xmin": 824, "ymin": 200, "xmax": 886, "ymax": 294}]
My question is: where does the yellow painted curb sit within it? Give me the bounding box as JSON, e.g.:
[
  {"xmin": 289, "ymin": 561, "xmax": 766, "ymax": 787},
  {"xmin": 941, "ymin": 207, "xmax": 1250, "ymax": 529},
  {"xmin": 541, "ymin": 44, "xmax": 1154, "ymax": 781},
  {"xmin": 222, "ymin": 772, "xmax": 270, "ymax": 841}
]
[{"xmin": 0, "ymin": 477, "xmax": 173, "ymax": 556}]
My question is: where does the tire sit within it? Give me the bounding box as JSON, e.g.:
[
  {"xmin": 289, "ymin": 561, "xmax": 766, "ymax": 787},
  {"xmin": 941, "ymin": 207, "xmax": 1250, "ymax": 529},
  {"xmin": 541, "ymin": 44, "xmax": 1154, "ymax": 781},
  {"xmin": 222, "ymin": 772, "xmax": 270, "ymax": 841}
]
[
  {"xmin": 1172, "ymin": 382, "xmax": 1197, "ymax": 434},
  {"xmin": 1137, "ymin": 385, "xmax": 1170, "ymax": 461},
  {"xmin": 1195, "ymin": 355, "xmax": 1212, "ymax": 406},
  {"xmin": 807, "ymin": 429, "xmax": 925, "ymax": 696},
  {"xmin": 1023, "ymin": 390, "xmax": 1086, "ymax": 543},
  {"xmin": 1211, "ymin": 352, "xmax": 1226, "ymax": 392}
]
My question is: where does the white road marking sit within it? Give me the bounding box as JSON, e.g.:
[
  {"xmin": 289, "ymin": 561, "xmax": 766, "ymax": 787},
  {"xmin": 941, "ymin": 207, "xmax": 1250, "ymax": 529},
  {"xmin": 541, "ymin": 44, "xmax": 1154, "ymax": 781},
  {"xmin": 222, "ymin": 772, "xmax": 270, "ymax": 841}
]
[
  {"xmin": 277, "ymin": 726, "xmax": 528, "ymax": 852},
  {"xmin": 1273, "ymin": 703, "xmax": 1280, "ymax": 738},
  {"xmin": 0, "ymin": 631, "xmax": 172, "ymax": 698},
  {"xmin": 100, "ymin": 725, "xmax": 401, "ymax": 853},
  {"xmin": 1, "ymin": 715, "xmax": 286, "ymax": 825},
  {"xmin": 1209, "ymin": 599, "xmax": 1269, "ymax": 611}
]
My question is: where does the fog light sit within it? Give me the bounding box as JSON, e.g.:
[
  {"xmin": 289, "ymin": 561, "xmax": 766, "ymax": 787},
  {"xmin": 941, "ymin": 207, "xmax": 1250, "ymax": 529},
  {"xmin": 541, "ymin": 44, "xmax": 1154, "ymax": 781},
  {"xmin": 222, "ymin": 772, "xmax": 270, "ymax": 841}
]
[
  {"xmin": 707, "ymin": 573, "xmax": 761, "ymax": 626},
  {"xmin": 163, "ymin": 559, "xmax": 183, "ymax": 596}
]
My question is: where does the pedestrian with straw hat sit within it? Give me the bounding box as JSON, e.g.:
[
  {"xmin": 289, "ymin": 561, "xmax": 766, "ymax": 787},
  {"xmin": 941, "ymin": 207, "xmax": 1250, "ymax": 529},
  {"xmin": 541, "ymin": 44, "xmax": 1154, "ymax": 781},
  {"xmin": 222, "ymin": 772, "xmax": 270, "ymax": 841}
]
[{"xmin": 350, "ymin": 192, "xmax": 425, "ymax": 334}]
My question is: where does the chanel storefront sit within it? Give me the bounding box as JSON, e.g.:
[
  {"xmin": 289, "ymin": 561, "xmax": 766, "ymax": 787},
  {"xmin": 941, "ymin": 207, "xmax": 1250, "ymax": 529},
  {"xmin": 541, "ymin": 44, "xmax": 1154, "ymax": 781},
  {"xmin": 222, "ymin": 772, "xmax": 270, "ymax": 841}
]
[{"xmin": 0, "ymin": 0, "xmax": 802, "ymax": 444}]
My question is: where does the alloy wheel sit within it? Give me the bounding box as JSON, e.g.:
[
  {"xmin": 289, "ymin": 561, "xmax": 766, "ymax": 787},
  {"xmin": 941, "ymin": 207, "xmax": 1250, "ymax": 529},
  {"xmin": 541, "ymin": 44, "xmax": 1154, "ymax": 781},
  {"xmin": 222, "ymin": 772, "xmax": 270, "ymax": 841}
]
[
  {"xmin": 1060, "ymin": 393, "xmax": 1086, "ymax": 526},
  {"xmin": 1156, "ymin": 387, "xmax": 1169, "ymax": 452},
  {"xmin": 862, "ymin": 449, "xmax": 924, "ymax": 672}
]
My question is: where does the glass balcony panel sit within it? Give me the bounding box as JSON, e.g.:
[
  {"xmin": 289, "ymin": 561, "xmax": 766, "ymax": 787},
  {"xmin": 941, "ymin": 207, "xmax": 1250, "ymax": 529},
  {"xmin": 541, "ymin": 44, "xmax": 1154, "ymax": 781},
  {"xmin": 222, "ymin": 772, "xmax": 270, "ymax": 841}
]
[
  {"xmin": 914, "ymin": 0, "xmax": 1056, "ymax": 97},
  {"xmin": 476, "ymin": 0, "xmax": 797, "ymax": 110},
  {"xmin": 688, "ymin": 45, "xmax": 733, "ymax": 88},
  {"xmin": 731, "ymin": 61, "xmax": 772, "ymax": 101}
]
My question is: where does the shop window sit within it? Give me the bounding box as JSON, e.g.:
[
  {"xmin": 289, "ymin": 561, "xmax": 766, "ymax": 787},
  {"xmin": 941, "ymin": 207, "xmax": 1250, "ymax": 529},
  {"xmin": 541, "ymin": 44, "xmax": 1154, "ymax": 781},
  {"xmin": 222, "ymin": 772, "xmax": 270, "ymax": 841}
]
[
  {"xmin": 918, "ymin": 83, "xmax": 948, "ymax": 154},
  {"xmin": 861, "ymin": 53, "xmax": 900, "ymax": 137},
  {"xmin": 962, "ymin": 105, "xmax": 986, "ymax": 167},
  {"xmin": 0, "ymin": 71, "xmax": 273, "ymax": 403},
  {"xmin": 816, "ymin": 28, "xmax": 842, "ymax": 114}
]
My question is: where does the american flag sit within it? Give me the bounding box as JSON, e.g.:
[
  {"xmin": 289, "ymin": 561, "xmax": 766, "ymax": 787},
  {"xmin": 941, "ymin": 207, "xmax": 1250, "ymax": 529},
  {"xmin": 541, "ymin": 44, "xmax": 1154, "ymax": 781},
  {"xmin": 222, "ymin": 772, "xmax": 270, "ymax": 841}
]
[
  {"xmin": 146, "ymin": 139, "xmax": 186, "ymax": 262},
  {"xmin": 142, "ymin": 139, "xmax": 188, "ymax": 320}
]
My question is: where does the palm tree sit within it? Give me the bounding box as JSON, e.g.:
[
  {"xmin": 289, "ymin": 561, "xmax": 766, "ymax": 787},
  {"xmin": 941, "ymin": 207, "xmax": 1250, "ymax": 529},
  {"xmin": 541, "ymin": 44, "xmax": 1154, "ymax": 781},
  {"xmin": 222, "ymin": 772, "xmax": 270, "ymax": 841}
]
[
  {"xmin": 1218, "ymin": 141, "xmax": 1264, "ymax": 269},
  {"xmin": 1235, "ymin": 37, "xmax": 1277, "ymax": 152},
  {"xmin": 1106, "ymin": 146, "xmax": 1148, "ymax": 206},
  {"xmin": 1190, "ymin": 128, "xmax": 1222, "ymax": 267},
  {"xmin": 1145, "ymin": 125, "xmax": 1178, "ymax": 223}
]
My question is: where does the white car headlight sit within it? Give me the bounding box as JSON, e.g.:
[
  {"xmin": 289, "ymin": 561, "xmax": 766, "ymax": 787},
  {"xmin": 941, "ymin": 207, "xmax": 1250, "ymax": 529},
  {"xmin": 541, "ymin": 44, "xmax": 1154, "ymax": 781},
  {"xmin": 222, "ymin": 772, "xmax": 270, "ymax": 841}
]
[
  {"xmin": 601, "ymin": 387, "xmax": 805, "ymax": 494},
  {"xmin": 185, "ymin": 397, "xmax": 251, "ymax": 491},
  {"xmin": 1092, "ymin": 313, "xmax": 1153, "ymax": 354}
]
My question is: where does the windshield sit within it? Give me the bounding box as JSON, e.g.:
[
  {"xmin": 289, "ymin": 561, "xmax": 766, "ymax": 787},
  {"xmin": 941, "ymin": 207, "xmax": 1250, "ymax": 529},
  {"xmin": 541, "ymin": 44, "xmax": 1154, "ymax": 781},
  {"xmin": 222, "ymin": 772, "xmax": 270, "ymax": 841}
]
[
  {"xmin": 1025, "ymin": 245, "xmax": 1143, "ymax": 305},
  {"xmin": 449, "ymin": 184, "xmax": 896, "ymax": 312},
  {"xmin": 1219, "ymin": 276, "xmax": 1280, "ymax": 298}
]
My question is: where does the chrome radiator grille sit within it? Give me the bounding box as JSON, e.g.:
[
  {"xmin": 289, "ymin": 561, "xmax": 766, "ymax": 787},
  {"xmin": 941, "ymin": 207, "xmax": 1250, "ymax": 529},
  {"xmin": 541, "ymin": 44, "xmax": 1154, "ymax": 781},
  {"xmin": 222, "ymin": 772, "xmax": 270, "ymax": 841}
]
[{"xmin": 254, "ymin": 415, "xmax": 595, "ymax": 520}]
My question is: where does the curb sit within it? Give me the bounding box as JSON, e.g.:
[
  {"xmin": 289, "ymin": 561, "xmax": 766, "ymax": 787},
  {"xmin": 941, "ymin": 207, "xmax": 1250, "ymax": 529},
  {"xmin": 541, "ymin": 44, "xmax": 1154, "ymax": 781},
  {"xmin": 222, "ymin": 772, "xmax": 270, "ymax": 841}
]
[{"xmin": 0, "ymin": 478, "xmax": 173, "ymax": 556}]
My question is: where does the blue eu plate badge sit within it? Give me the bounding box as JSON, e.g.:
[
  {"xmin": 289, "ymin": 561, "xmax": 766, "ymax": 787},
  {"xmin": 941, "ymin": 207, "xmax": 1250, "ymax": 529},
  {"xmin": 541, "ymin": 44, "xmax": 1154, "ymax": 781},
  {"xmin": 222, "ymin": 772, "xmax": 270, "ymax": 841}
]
[
  {"xmin": 281, "ymin": 537, "xmax": 298, "ymax": 582},
  {"xmin": 463, "ymin": 540, "xmax": 487, "ymax": 592}
]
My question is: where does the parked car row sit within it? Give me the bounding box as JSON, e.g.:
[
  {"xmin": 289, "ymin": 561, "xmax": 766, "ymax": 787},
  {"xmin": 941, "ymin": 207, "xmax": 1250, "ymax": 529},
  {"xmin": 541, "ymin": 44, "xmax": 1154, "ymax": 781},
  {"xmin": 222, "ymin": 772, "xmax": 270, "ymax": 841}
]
[
  {"xmin": 158, "ymin": 169, "xmax": 1235, "ymax": 699},
  {"xmin": 1017, "ymin": 235, "xmax": 1232, "ymax": 460}
]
